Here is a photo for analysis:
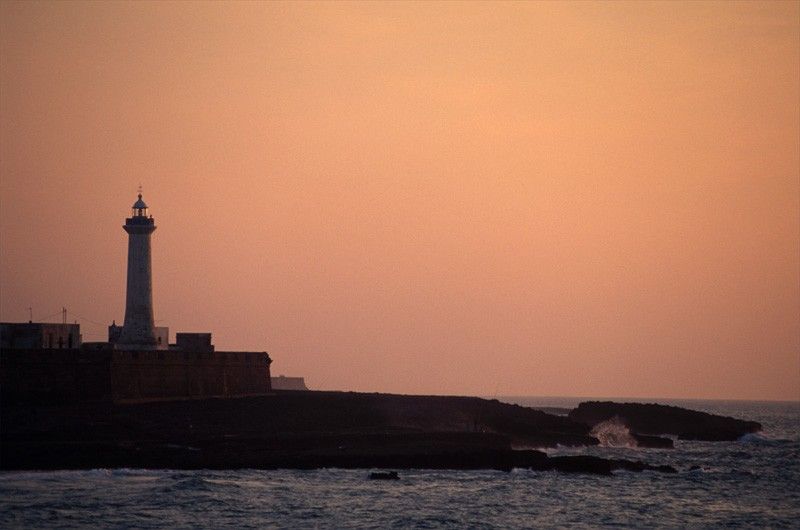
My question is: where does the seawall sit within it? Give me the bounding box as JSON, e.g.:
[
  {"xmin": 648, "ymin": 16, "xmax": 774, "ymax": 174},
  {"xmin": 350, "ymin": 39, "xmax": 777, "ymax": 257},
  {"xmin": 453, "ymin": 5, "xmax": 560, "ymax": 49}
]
[
  {"xmin": 112, "ymin": 350, "xmax": 272, "ymax": 403},
  {"xmin": 0, "ymin": 348, "xmax": 272, "ymax": 404}
]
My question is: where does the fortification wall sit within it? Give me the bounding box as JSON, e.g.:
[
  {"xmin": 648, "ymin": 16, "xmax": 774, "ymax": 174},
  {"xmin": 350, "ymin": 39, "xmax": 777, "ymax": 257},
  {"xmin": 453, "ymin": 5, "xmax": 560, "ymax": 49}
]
[
  {"xmin": 111, "ymin": 350, "xmax": 272, "ymax": 403},
  {"xmin": 0, "ymin": 349, "xmax": 113, "ymax": 404},
  {"xmin": 1, "ymin": 349, "xmax": 272, "ymax": 404}
]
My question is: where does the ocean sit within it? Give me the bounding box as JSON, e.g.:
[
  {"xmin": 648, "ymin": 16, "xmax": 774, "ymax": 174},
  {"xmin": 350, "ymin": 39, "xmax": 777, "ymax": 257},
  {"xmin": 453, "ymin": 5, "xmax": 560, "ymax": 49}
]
[{"xmin": 1, "ymin": 398, "xmax": 798, "ymax": 528}]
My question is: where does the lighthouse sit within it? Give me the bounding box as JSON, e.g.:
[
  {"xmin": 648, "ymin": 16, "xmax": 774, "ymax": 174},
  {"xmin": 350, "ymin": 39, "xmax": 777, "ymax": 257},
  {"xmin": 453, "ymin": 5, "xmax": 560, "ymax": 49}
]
[{"xmin": 116, "ymin": 193, "xmax": 158, "ymax": 350}]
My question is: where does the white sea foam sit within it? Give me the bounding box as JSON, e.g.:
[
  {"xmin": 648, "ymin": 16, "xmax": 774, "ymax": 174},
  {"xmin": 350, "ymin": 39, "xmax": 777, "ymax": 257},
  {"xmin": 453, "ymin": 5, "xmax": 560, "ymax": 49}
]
[
  {"xmin": 591, "ymin": 416, "xmax": 638, "ymax": 448},
  {"xmin": 738, "ymin": 432, "xmax": 791, "ymax": 445}
]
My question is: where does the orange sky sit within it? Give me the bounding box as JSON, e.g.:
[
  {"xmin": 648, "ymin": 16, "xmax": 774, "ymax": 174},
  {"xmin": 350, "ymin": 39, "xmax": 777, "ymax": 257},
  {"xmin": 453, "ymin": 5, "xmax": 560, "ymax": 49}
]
[{"xmin": 1, "ymin": 1, "xmax": 798, "ymax": 400}]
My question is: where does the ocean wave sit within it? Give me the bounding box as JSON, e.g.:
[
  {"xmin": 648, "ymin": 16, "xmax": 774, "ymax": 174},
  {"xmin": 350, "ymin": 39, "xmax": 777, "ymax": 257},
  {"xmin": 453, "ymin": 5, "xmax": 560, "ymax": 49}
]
[
  {"xmin": 163, "ymin": 475, "xmax": 212, "ymax": 493},
  {"xmin": 738, "ymin": 433, "xmax": 792, "ymax": 445},
  {"xmin": 591, "ymin": 417, "xmax": 637, "ymax": 448}
]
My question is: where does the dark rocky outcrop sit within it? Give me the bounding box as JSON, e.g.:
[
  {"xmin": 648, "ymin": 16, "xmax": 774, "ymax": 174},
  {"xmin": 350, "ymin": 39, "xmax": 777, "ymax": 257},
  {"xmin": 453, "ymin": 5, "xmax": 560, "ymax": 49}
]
[
  {"xmin": 0, "ymin": 391, "xmax": 678, "ymax": 474},
  {"xmin": 366, "ymin": 393, "xmax": 596, "ymax": 447},
  {"xmin": 1, "ymin": 435, "xmax": 675, "ymax": 475},
  {"xmin": 569, "ymin": 401, "xmax": 762, "ymax": 441},
  {"xmin": 547, "ymin": 455, "xmax": 677, "ymax": 475},
  {"xmin": 370, "ymin": 471, "xmax": 400, "ymax": 480},
  {"xmin": 7, "ymin": 392, "xmax": 759, "ymax": 473},
  {"xmin": 631, "ymin": 432, "xmax": 674, "ymax": 449}
]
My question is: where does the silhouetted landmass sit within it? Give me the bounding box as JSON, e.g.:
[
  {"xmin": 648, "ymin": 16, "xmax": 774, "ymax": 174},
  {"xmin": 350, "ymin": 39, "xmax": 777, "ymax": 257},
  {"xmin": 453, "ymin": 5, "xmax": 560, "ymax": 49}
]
[
  {"xmin": 3, "ymin": 392, "xmax": 762, "ymax": 473},
  {"xmin": 569, "ymin": 401, "xmax": 762, "ymax": 441},
  {"xmin": 524, "ymin": 406, "xmax": 573, "ymax": 416},
  {"xmin": 1, "ymin": 391, "xmax": 680, "ymax": 474}
]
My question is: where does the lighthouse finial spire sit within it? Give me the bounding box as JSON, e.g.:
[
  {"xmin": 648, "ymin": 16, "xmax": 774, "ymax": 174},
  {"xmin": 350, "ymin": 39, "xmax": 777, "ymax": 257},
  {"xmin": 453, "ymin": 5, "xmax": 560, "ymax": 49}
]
[{"xmin": 137, "ymin": 183, "xmax": 143, "ymax": 198}]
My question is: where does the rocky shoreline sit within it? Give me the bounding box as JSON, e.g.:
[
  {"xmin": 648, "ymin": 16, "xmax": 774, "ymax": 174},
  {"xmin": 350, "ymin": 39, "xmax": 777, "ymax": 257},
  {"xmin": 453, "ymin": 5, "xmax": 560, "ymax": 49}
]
[
  {"xmin": 0, "ymin": 391, "xmax": 760, "ymax": 475},
  {"xmin": 569, "ymin": 401, "xmax": 762, "ymax": 442}
]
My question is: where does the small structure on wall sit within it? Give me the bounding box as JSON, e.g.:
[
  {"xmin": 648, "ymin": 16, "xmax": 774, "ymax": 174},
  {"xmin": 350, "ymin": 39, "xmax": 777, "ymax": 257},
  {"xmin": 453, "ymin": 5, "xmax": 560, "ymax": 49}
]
[
  {"xmin": 271, "ymin": 375, "xmax": 309, "ymax": 391},
  {"xmin": 1, "ymin": 322, "xmax": 81, "ymax": 350},
  {"xmin": 174, "ymin": 333, "xmax": 214, "ymax": 353}
]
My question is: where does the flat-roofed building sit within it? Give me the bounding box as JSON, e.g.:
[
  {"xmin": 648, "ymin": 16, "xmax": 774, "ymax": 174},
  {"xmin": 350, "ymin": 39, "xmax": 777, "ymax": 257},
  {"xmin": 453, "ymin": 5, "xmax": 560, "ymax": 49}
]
[
  {"xmin": 1, "ymin": 322, "xmax": 82, "ymax": 350},
  {"xmin": 174, "ymin": 332, "xmax": 214, "ymax": 353}
]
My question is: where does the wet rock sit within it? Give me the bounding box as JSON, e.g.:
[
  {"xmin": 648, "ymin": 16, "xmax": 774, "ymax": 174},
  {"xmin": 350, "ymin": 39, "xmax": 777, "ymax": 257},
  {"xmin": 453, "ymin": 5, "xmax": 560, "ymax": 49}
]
[
  {"xmin": 369, "ymin": 471, "xmax": 399, "ymax": 480},
  {"xmin": 631, "ymin": 432, "xmax": 674, "ymax": 449},
  {"xmin": 569, "ymin": 401, "xmax": 761, "ymax": 441}
]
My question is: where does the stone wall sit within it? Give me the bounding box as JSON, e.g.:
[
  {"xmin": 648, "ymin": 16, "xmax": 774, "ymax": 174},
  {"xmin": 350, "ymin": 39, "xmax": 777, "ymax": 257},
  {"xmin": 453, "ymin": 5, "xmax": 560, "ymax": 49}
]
[
  {"xmin": 0, "ymin": 349, "xmax": 113, "ymax": 404},
  {"xmin": 110, "ymin": 350, "xmax": 272, "ymax": 403},
  {"xmin": 1, "ymin": 349, "xmax": 272, "ymax": 404}
]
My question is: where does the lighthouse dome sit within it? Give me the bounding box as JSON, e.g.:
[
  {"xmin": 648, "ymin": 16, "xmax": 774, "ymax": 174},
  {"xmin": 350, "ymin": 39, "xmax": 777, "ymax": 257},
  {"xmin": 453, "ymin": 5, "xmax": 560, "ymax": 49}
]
[{"xmin": 132, "ymin": 194, "xmax": 148, "ymax": 209}]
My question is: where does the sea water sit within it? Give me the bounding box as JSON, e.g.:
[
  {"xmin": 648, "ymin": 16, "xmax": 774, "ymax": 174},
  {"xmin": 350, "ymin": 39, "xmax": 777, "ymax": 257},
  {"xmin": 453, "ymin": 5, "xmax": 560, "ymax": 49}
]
[{"xmin": 1, "ymin": 398, "xmax": 798, "ymax": 528}]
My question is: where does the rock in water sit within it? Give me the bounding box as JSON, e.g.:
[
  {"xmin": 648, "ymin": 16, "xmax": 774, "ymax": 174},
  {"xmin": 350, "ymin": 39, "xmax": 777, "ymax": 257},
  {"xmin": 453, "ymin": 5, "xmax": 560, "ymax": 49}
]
[
  {"xmin": 631, "ymin": 432, "xmax": 674, "ymax": 449},
  {"xmin": 569, "ymin": 401, "xmax": 761, "ymax": 441},
  {"xmin": 369, "ymin": 471, "xmax": 399, "ymax": 480}
]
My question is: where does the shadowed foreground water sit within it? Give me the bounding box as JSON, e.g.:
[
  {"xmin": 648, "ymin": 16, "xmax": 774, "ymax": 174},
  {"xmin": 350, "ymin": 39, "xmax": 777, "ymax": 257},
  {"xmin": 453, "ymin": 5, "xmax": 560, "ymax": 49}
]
[{"xmin": 1, "ymin": 400, "xmax": 797, "ymax": 529}]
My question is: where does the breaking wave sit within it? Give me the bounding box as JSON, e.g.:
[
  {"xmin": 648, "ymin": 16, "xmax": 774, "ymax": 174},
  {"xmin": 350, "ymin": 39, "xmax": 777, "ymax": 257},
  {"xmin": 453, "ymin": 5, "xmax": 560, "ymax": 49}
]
[
  {"xmin": 591, "ymin": 416, "xmax": 638, "ymax": 448},
  {"xmin": 738, "ymin": 433, "xmax": 792, "ymax": 446}
]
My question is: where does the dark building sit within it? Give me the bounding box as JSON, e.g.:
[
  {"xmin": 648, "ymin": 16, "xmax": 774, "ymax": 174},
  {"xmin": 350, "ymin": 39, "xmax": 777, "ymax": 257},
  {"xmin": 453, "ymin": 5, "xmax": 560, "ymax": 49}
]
[
  {"xmin": 1, "ymin": 322, "xmax": 81, "ymax": 350},
  {"xmin": 2, "ymin": 325, "xmax": 271, "ymax": 405},
  {"xmin": 175, "ymin": 333, "xmax": 214, "ymax": 353}
]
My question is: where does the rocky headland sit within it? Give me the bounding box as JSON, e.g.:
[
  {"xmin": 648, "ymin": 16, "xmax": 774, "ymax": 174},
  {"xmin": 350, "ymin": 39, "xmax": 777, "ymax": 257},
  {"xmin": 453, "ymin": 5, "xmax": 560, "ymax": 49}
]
[{"xmin": 1, "ymin": 391, "xmax": 760, "ymax": 474}]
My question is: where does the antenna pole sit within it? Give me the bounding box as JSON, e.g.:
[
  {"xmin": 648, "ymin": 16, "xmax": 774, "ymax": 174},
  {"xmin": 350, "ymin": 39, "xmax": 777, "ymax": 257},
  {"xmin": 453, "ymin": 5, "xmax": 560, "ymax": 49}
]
[
  {"xmin": 28, "ymin": 307, "xmax": 33, "ymax": 323},
  {"xmin": 62, "ymin": 307, "xmax": 67, "ymax": 324}
]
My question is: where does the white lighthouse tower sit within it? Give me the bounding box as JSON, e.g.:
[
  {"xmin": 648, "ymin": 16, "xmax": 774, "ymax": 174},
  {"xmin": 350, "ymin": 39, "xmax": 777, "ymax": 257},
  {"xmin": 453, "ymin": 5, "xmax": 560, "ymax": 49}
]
[{"xmin": 116, "ymin": 192, "xmax": 158, "ymax": 350}]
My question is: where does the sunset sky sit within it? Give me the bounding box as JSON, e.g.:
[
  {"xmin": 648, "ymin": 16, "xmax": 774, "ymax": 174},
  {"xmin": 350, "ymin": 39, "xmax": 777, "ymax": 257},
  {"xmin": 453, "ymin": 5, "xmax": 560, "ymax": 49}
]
[{"xmin": 1, "ymin": 1, "xmax": 797, "ymax": 400}]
